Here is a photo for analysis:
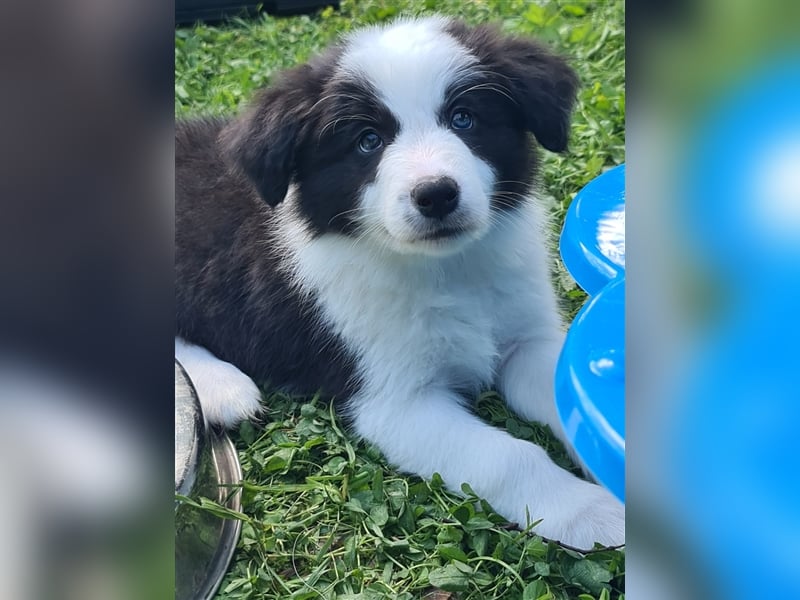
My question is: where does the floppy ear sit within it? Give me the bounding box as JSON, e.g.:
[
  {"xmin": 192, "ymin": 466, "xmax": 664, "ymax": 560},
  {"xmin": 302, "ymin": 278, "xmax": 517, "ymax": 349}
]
[
  {"xmin": 447, "ymin": 22, "xmax": 579, "ymax": 152},
  {"xmin": 219, "ymin": 64, "xmax": 321, "ymax": 206}
]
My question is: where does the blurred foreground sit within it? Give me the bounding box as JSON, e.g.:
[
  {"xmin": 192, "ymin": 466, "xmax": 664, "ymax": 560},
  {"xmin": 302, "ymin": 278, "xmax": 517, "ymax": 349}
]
[{"xmin": 628, "ymin": 0, "xmax": 800, "ymax": 597}]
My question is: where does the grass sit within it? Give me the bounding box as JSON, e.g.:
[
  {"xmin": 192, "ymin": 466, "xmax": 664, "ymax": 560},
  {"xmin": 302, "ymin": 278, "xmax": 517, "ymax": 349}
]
[{"xmin": 175, "ymin": 1, "xmax": 625, "ymax": 598}]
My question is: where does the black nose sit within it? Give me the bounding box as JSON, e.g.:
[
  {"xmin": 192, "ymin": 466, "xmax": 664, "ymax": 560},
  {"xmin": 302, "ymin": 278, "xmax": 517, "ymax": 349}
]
[{"xmin": 411, "ymin": 177, "xmax": 460, "ymax": 219}]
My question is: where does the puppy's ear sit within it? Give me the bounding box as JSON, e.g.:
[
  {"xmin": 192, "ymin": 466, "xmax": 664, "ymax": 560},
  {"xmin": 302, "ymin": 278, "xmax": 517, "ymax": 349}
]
[
  {"xmin": 447, "ymin": 22, "xmax": 579, "ymax": 153},
  {"xmin": 219, "ymin": 64, "xmax": 321, "ymax": 206},
  {"xmin": 502, "ymin": 38, "xmax": 579, "ymax": 153}
]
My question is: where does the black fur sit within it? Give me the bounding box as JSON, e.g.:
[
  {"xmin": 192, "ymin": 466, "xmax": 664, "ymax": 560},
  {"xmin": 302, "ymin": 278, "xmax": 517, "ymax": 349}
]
[{"xmin": 176, "ymin": 117, "xmax": 360, "ymax": 399}]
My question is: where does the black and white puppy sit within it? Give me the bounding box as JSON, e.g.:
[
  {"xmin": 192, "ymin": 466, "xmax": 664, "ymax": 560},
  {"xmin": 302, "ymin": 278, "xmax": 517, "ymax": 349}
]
[{"xmin": 176, "ymin": 16, "xmax": 624, "ymax": 549}]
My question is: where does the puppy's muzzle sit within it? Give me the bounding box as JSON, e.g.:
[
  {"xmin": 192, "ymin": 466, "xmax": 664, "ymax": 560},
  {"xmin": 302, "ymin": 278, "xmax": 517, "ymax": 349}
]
[{"xmin": 411, "ymin": 176, "xmax": 460, "ymax": 220}]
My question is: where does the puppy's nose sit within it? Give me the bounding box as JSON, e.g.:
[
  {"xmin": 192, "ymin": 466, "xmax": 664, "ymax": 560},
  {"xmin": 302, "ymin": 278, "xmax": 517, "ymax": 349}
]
[{"xmin": 411, "ymin": 177, "xmax": 460, "ymax": 219}]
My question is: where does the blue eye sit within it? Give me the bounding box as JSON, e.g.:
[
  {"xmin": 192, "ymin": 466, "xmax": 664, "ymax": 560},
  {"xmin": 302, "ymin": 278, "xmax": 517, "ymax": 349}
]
[
  {"xmin": 358, "ymin": 130, "xmax": 383, "ymax": 154},
  {"xmin": 450, "ymin": 109, "xmax": 473, "ymax": 130}
]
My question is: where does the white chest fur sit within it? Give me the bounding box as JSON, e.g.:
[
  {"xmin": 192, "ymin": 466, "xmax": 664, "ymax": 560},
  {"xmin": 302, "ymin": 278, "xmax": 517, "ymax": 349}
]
[{"xmin": 275, "ymin": 200, "xmax": 560, "ymax": 398}]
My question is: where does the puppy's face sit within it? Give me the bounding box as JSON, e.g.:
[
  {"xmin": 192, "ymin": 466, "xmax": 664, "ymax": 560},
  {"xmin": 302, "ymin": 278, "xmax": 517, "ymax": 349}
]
[{"xmin": 222, "ymin": 17, "xmax": 578, "ymax": 256}]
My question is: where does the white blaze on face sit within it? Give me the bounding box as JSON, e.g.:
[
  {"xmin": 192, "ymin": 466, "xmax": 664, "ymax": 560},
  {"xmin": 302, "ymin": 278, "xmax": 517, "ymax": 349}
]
[
  {"xmin": 337, "ymin": 17, "xmax": 497, "ymax": 254},
  {"xmin": 339, "ymin": 17, "xmax": 473, "ymax": 126}
]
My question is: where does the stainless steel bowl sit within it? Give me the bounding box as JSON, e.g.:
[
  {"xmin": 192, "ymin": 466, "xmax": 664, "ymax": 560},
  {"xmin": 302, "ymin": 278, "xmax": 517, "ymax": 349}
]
[{"xmin": 175, "ymin": 360, "xmax": 242, "ymax": 600}]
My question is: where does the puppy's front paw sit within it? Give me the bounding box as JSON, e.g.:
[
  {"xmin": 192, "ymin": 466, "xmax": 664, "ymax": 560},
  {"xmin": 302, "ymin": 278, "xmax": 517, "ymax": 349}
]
[
  {"xmin": 176, "ymin": 339, "xmax": 263, "ymax": 428},
  {"xmin": 193, "ymin": 361, "xmax": 263, "ymax": 428},
  {"xmin": 483, "ymin": 444, "xmax": 624, "ymax": 550},
  {"xmin": 537, "ymin": 480, "xmax": 625, "ymax": 550}
]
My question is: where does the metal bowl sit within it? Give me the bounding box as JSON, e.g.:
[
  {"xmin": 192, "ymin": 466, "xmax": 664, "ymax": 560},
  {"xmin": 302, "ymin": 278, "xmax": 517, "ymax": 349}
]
[{"xmin": 175, "ymin": 360, "xmax": 242, "ymax": 600}]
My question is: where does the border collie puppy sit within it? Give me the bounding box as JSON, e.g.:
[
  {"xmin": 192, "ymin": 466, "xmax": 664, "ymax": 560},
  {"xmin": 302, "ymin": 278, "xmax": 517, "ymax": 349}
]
[{"xmin": 176, "ymin": 16, "xmax": 624, "ymax": 549}]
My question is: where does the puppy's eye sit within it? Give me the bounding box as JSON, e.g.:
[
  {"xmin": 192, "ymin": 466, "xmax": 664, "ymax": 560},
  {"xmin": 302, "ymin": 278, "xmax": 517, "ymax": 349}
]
[
  {"xmin": 450, "ymin": 109, "xmax": 474, "ymax": 130},
  {"xmin": 357, "ymin": 130, "xmax": 383, "ymax": 154}
]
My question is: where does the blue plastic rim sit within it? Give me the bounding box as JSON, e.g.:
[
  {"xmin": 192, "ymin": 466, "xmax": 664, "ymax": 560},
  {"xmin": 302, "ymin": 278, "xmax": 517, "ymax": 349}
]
[
  {"xmin": 555, "ymin": 276, "xmax": 625, "ymax": 501},
  {"xmin": 560, "ymin": 165, "xmax": 625, "ymax": 296}
]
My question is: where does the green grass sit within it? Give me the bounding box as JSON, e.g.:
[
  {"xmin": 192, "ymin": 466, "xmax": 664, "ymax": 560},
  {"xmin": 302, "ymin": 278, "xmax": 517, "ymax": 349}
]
[{"xmin": 176, "ymin": 1, "xmax": 625, "ymax": 598}]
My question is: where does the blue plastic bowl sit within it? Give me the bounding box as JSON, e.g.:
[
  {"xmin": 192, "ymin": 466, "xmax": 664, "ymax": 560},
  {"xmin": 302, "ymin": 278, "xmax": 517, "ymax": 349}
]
[{"xmin": 555, "ymin": 164, "xmax": 625, "ymax": 502}]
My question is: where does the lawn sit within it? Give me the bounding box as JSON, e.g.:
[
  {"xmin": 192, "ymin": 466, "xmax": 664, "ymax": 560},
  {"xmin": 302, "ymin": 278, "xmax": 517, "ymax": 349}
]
[{"xmin": 175, "ymin": 1, "xmax": 625, "ymax": 598}]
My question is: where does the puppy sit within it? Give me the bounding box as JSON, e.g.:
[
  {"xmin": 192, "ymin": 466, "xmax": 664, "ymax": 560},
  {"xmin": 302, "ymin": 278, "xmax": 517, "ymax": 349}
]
[{"xmin": 175, "ymin": 16, "xmax": 624, "ymax": 550}]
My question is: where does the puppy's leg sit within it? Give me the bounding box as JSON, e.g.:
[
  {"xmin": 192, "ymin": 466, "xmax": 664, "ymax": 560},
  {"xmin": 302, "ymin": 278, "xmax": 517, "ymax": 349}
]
[
  {"xmin": 175, "ymin": 338, "xmax": 263, "ymax": 428},
  {"xmin": 497, "ymin": 335, "xmax": 625, "ymax": 545},
  {"xmin": 499, "ymin": 333, "xmax": 587, "ymax": 470},
  {"xmin": 352, "ymin": 387, "xmax": 624, "ymax": 549},
  {"xmin": 499, "ymin": 333, "xmax": 568, "ymax": 443}
]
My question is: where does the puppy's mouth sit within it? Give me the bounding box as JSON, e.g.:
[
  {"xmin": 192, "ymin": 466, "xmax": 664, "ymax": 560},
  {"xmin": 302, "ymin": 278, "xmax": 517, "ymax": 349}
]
[
  {"xmin": 418, "ymin": 226, "xmax": 467, "ymax": 241},
  {"xmin": 401, "ymin": 222, "xmax": 487, "ymax": 255},
  {"xmin": 371, "ymin": 213, "xmax": 488, "ymax": 256}
]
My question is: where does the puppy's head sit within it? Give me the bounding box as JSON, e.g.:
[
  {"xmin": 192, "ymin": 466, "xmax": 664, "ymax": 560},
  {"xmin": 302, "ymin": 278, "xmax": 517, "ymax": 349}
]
[{"xmin": 221, "ymin": 17, "xmax": 578, "ymax": 256}]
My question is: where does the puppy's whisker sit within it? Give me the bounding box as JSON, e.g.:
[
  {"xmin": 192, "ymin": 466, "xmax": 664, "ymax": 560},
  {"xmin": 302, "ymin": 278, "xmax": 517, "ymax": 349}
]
[
  {"xmin": 326, "ymin": 206, "xmax": 375, "ymax": 227},
  {"xmin": 489, "ymin": 194, "xmax": 528, "ymax": 209},
  {"xmin": 319, "ymin": 113, "xmax": 378, "ymax": 139},
  {"xmin": 491, "ymin": 190, "xmax": 529, "ymax": 198},
  {"xmin": 491, "ymin": 188, "xmax": 533, "ymax": 199},
  {"xmin": 451, "ymin": 75, "xmax": 516, "ymax": 104},
  {"xmin": 308, "ymin": 92, "xmax": 358, "ymax": 113},
  {"xmin": 494, "ymin": 179, "xmax": 533, "ymax": 186},
  {"xmin": 458, "ymin": 82, "xmax": 516, "ymax": 104},
  {"xmin": 490, "ymin": 197, "xmax": 526, "ymax": 208}
]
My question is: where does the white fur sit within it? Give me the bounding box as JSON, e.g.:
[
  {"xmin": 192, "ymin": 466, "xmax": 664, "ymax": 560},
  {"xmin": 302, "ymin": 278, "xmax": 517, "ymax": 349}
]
[{"xmin": 175, "ymin": 338, "xmax": 263, "ymax": 428}]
